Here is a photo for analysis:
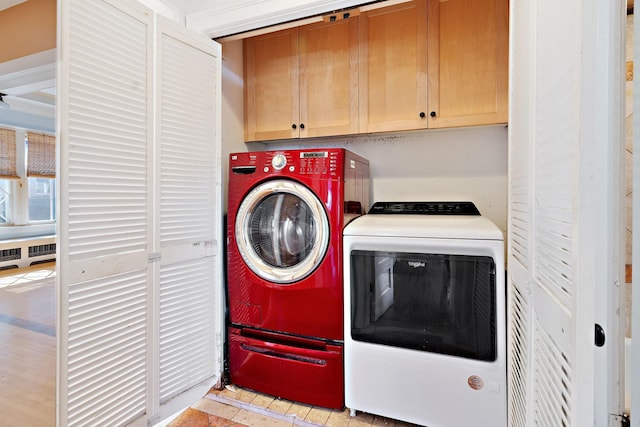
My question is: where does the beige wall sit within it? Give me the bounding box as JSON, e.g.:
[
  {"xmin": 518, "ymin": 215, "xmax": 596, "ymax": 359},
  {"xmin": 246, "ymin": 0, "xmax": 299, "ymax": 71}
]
[{"xmin": 0, "ymin": 0, "xmax": 56, "ymax": 64}]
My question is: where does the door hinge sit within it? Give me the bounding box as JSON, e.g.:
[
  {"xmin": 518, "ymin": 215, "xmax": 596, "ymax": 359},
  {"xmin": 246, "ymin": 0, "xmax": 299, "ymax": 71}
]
[{"xmin": 148, "ymin": 252, "xmax": 161, "ymax": 263}]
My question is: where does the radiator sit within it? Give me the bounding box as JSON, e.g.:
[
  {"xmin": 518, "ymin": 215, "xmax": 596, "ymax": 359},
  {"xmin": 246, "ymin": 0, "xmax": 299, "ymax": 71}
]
[{"xmin": 0, "ymin": 235, "xmax": 56, "ymax": 270}]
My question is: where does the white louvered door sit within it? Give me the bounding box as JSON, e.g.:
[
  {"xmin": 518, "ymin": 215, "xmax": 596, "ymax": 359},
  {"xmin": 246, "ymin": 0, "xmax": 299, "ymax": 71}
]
[
  {"xmin": 155, "ymin": 17, "xmax": 222, "ymax": 408},
  {"xmin": 508, "ymin": 1, "xmax": 625, "ymax": 426},
  {"xmin": 57, "ymin": 1, "xmax": 222, "ymax": 426}
]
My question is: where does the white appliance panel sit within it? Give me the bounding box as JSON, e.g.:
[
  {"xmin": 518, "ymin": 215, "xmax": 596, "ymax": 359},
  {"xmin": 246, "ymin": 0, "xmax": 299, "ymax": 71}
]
[{"xmin": 344, "ymin": 227, "xmax": 506, "ymax": 427}]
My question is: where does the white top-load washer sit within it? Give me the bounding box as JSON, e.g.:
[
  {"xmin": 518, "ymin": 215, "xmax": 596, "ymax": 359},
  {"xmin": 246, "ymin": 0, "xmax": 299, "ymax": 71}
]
[{"xmin": 343, "ymin": 202, "xmax": 506, "ymax": 427}]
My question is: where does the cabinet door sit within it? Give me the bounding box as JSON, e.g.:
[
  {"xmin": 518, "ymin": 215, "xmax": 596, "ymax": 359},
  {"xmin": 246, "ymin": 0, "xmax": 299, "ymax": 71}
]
[
  {"xmin": 427, "ymin": 0, "xmax": 508, "ymax": 128},
  {"xmin": 299, "ymin": 18, "xmax": 359, "ymax": 138},
  {"xmin": 359, "ymin": 0, "xmax": 428, "ymax": 133},
  {"xmin": 244, "ymin": 28, "xmax": 299, "ymax": 141}
]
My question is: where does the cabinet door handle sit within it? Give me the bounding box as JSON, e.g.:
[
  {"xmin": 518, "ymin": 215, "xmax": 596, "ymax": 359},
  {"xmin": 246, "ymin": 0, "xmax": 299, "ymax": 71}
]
[
  {"xmin": 430, "ymin": 111, "xmax": 437, "ymax": 118},
  {"xmin": 419, "ymin": 112, "xmax": 426, "ymax": 118},
  {"xmin": 595, "ymin": 324, "xmax": 606, "ymax": 347},
  {"xmin": 292, "ymin": 124, "xmax": 297, "ymax": 129},
  {"xmin": 300, "ymin": 123, "xmax": 305, "ymax": 129}
]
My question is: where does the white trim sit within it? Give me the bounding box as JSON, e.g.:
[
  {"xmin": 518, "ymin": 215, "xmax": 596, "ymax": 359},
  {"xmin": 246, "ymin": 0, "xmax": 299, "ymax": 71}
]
[
  {"xmin": 632, "ymin": 2, "xmax": 640, "ymax": 424},
  {"xmin": 0, "ymin": 49, "xmax": 55, "ymax": 76},
  {"xmin": 213, "ymin": 0, "xmax": 412, "ymax": 42},
  {"xmin": 0, "ymin": 49, "xmax": 56, "ymax": 120},
  {"xmin": 0, "ymin": 223, "xmax": 55, "ymax": 240},
  {"xmin": 187, "ymin": 0, "xmax": 371, "ymax": 38},
  {"xmin": 0, "ymin": 109, "xmax": 54, "ymax": 133},
  {"xmin": 577, "ymin": 1, "xmax": 626, "ymax": 424},
  {"xmin": 0, "ymin": 0, "xmax": 27, "ymax": 12},
  {"xmin": 136, "ymin": 0, "xmax": 175, "ymax": 20}
]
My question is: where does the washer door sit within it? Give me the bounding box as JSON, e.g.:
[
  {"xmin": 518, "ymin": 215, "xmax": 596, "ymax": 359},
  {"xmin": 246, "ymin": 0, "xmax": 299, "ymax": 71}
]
[{"xmin": 235, "ymin": 179, "xmax": 330, "ymax": 284}]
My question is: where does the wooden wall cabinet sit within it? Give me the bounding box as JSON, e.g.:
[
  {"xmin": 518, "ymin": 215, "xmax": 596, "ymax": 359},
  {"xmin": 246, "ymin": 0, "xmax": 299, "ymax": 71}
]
[
  {"xmin": 244, "ymin": 28, "xmax": 298, "ymax": 141},
  {"xmin": 244, "ymin": 18, "xmax": 358, "ymax": 142},
  {"xmin": 359, "ymin": 0, "xmax": 508, "ymax": 133},
  {"xmin": 358, "ymin": 1, "xmax": 429, "ymax": 133},
  {"xmin": 426, "ymin": 0, "xmax": 509, "ymax": 128},
  {"xmin": 244, "ymin": 0, "xmax": 508, "ymax": 142}
]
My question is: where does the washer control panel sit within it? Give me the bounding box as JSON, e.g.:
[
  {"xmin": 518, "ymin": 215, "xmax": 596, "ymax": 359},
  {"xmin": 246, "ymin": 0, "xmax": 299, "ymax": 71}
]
[{"xmin": 230, "ymin": 150, "xmax": 345, "ymax": 177}]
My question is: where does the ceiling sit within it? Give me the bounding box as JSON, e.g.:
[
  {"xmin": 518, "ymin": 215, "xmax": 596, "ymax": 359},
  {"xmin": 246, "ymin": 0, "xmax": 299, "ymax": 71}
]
[
  {"xmin": 0, "ymin": 49, "xmax": 55, "ymax": 125},
  {"xmin": 0, "ymin": 1, "xmax": 54, "ymax": 130},
  {"xmin": 0, "ymin": 0, "xmax": 26, "ymax": 11}
]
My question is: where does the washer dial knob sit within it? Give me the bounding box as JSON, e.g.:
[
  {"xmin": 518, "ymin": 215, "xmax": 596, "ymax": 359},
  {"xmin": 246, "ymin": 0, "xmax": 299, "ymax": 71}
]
[{"xmin": 272, "ymin": 154, "xmax": 287, "ymax": 170}]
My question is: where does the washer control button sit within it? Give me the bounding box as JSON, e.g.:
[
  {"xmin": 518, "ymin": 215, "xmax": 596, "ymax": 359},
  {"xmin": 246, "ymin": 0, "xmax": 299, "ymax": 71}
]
[{"xmin": 272, "ymin": 154, "xmax": 287, "ymax": 170}]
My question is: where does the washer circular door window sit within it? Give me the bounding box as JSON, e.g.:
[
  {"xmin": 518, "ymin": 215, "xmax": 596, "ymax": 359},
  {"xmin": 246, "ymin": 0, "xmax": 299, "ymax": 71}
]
[{"xmin": 235, "ymin": 179, "xmax": 330, "ymax": 284}]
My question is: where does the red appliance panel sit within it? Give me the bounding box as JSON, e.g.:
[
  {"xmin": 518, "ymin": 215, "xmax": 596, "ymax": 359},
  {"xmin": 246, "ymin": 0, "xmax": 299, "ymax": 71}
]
[
  {"xmin": 228, "ymin": 328, "xmax": 344, "ymax": 409},
  {"xmin": 227, "ymin": 177, "xmax": 345, "ymax": 339},
  {"xmin": 227, "ymin": 149, "xmax": 369, "ymax": 341},
  {"xmin": 226, "ymin": 149, "xmax": 368, "ymax": 410}
]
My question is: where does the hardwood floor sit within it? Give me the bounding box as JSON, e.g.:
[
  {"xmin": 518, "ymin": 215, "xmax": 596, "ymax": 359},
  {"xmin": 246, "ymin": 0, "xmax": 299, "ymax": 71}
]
[{"xmin": 0, "ymin": 264, "xmax": 56, "ymax": 427}]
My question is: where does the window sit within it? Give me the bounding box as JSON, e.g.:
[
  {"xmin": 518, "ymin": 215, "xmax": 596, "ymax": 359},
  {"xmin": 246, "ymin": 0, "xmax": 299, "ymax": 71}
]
[
  {"xmin": 26, "ymin": 132, "xmax": 56, "ymax": 223},
  {"xmin": 28, "ymin": 177, "xmax": 56, "ymax": 222},
  {"xmin": 0, "ymin": 128, "xmax": 17, "ymax": 179},
  {"xmin": 0, "ymin": 128, "xmax": 56, "ymax": 236},
  {"xmin": 0, "ymin": 128, "xmax": 17, "ymax": 226},
  {"xmin": 0, "ymin": 180, "xmax": 10, "ymax": 224}
]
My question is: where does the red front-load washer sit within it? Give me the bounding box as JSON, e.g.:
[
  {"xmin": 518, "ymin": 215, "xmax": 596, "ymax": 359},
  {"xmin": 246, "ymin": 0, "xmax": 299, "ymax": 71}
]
[{"xmin": 226, "ymin": 148, "xmax": 370, "ymax": 409}]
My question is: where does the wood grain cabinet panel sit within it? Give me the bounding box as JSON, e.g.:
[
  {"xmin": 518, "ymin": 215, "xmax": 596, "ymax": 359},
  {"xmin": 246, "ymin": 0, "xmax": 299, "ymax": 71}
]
[
  {"xmin": 244, "ymin": 19, "xmax": 358, "ymax": 142},
  {"xmin": 244, "ymin": 28, "xmax": 299, "ymax": 141},
  {"xmin": 300, "ymin": 18, "xmax": 359, "ymax": 138},
  {"xmin": 427, "ymin": 0, "xmax": 509, "ymax": 128},
  {"xmin": 358, "ymin": 0, "xmax": 429, "ymax": 133},
  {"xmin": 243, "ymin": 0, "xmax": 508, "ymax": 142}
]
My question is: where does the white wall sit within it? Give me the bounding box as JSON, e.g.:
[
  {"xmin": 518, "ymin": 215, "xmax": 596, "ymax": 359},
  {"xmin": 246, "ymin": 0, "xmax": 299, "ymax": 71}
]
[{"xmin": 220, "ymin": 40, "xmax": 508, "ymax": 236}]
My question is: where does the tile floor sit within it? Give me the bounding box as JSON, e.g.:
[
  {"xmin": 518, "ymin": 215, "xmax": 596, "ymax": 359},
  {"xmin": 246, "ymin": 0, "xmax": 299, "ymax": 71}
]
[{"xmin": 168, "ymin": 385, "xmax": 422, "ymax": 427}]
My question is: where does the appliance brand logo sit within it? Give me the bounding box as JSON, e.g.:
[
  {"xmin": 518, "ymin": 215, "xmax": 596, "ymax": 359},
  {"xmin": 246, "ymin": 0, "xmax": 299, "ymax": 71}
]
[{"xmin": 407, "ymin": 261, "xmax": 425, "ymax": 268}]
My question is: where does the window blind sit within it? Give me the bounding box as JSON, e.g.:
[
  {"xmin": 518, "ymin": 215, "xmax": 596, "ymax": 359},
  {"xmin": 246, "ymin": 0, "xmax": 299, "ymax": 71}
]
[
  {"xmin": 0, "ymin": 128, "xmax": 18, "ymax": 179},
  {"xmin": 27, "ymin": 131, "xmax": 56, "ymax": 178}
]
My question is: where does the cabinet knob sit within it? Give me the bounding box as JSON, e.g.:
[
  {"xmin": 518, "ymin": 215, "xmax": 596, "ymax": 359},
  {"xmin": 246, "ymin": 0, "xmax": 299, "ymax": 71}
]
[
  {"xmin": 300, "ymin": 123, "xmax": 305, "ymax": 129},
  {"xmin": 292, "ymin": 124, "xmax": 297, "ymax": 129},
  {"xmin": 419, "ymin": 112, "xmax": 426, "ymax": 118},
  {"xmin": 430, "ymin": 111, "xmax": 437, "ymax": 118}
]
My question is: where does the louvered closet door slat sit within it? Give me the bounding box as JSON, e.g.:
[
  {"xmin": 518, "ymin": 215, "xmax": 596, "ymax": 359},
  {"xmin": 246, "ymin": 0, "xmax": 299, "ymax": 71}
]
[
  {"xmin": 66, "ymin": 271, "xmax": 148, "ymax": 427},
  {"xmin": 66, "ymin": 0, "xmax": 151, "ymax": 269},
  {"xmin": 159, "ymin": 258, "xmax": 217, "ymax": 402},
  {"xmin": 507, "ymin": 1, "xmax": 535, "ymax": 425},
  {"xmin": 156, "ymin": 18, "xmax": 222, "ymax": 404},
  {"xmin": 59, "ymin": 0, "xmax": 153, "ymax": 425},
  {"xmin": 529, "ymin": 2, "xmax": 579, "ymax": 421},
  {"xmin": 159, "ymin": 27, "xmax": 218, "ymax": 246},
  {"xmin": 508, "ymin": 285, "xmax": 530, "ymax": 427}
]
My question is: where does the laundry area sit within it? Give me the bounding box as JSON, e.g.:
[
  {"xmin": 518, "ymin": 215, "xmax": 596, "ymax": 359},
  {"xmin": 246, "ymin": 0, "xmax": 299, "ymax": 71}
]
[
  {"xmin": 223, "ymin": 144, "xmax": 507, "ymax": 426},
  {"xmin": 0, "ymin": 0, "xmax": 633, "ymax": 426}
]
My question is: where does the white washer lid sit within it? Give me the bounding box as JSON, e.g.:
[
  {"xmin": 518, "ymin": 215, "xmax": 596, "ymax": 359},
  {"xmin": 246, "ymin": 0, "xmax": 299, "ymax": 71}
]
[{"xmin": 343, "ymin": 213, "xmax": 503, "ymax": 241}]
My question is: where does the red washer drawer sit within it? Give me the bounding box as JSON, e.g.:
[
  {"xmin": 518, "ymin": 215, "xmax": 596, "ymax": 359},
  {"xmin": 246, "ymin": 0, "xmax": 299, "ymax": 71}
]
[{"xmin": 228, "ymin": 328, "xmax": 344, "ymax": 409}]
